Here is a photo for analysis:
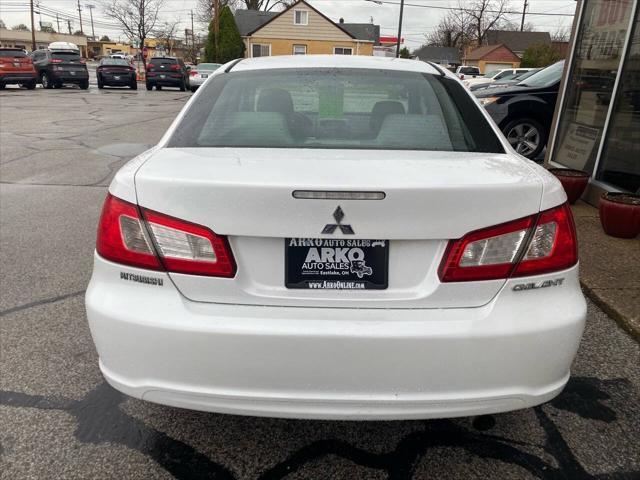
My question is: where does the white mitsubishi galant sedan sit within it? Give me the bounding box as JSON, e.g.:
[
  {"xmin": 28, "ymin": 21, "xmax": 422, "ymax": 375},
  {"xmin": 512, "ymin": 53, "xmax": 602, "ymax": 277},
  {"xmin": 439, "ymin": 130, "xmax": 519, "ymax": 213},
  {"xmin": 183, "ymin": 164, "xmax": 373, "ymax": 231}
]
[{"xmin": 86, "ymin": 55, "xmax": 586, "ymax": 420}]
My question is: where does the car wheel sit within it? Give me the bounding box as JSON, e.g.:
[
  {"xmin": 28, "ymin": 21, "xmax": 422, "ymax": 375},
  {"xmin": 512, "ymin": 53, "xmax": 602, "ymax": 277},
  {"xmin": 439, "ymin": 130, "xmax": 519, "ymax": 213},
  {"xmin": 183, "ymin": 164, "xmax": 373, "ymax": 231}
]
[
  {"xmin": 190, "ymin": 86, "xmax": 196, "ymax": 93},
  {"xmin": 26, "ymin": 80, "xmax": 37, "ymax": 90},
  {"xmin": 146, "ymin": 82, "xmax": 153, "ymax": 91},
  {"xmin": 80, "ymin": 80, "xmax": 89, "ymax": 90},
  {"xmin": 130, "ymin": 80, "xmax": 137, "ymax": 90},
  {"xmin": 503, "ymin": 118, "xmax": 546, "ymax": 159},
  {"xmin": 97, "ymin": 78, "xmax": 104, "ymax": 89},
  {"xmin": 41, "ymin": 72, "xmax": 53, "ymax": 89},
  {"xmin": 0, "ymin": 83, "xmax": 5, "ymax": 90},
  {"xmin": 179, "ymin": 79, "xmax": 186, "ymax": 92}
]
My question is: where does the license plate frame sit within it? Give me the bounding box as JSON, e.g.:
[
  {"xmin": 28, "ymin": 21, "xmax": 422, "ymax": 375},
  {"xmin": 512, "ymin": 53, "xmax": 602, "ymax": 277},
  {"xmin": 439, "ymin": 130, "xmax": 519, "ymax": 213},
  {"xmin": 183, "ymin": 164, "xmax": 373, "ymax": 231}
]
[{"xmin": 285, "ymin": 238, "xmax": 389, "ymax": 290}]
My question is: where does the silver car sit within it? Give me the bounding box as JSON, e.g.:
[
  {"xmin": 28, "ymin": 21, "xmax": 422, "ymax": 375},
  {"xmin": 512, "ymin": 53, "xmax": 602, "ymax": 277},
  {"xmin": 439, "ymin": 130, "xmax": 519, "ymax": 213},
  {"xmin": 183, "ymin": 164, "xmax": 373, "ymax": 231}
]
[{"xmin": 189, "ymin": 62, "xmax": 222, "ymax": 92}]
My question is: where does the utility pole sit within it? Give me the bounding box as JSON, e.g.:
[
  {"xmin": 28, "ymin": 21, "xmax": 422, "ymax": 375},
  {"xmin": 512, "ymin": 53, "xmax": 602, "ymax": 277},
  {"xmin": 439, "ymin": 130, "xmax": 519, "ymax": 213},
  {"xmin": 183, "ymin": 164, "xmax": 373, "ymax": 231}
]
[
  {"xmin": 86, "ymin": 4, "xmax": 95, "ymax": 40},
  {"xmin": 395, "ymin": 0, "xmax": 404, "ymax": 58},
  {"xmin": 29, "ymin": 0, "xmax": 36, "ymax": 51},
  {"xmin": 190, "ymin": 10, "xmax": 195, "ymax": 47},
  {"xmin": 67, "ymin": 19, "xmax": 72, "ymax": 35},
  {"xmin": 77, "ymin": 0, "xmax": 84, "ymax": 34},
  {"xmin": 213, "ymin": 0, "xmax": 220, "ymax": 60},
  {"xmin": 56, "ymin": 13, "xmax": 60, "ymax": 33},
  {"xmin": 520, "ymin": 0, "xmax": 528, "ymax": 31},
  {"xmin": 190, "ymin": 9, "xmax": 196, "ymax": 62}
]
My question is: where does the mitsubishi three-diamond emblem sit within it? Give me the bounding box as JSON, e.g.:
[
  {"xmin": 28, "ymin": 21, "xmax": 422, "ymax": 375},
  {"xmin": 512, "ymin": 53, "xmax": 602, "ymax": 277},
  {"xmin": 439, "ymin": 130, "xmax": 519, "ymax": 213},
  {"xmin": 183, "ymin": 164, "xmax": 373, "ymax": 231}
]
[{"xmin": 322, "ymin": 206, "xmax": 355, "ymax": 234}]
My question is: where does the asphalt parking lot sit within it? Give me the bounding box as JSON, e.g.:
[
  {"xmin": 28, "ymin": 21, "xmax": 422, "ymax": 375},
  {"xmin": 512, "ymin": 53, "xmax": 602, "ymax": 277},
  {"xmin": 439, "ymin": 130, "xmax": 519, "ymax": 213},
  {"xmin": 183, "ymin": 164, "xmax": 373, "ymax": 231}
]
[{"xmin": 1, "ymin": 85, "xmax": 639, "ymax": 480}]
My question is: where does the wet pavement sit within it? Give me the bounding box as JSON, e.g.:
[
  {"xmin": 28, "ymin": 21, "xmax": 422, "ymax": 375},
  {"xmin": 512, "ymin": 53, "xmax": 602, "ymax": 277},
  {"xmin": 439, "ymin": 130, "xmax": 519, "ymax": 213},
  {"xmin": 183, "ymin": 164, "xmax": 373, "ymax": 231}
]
[{"xmin": 1, "ymin": 87, "xmax": 639, "ymax": 479}]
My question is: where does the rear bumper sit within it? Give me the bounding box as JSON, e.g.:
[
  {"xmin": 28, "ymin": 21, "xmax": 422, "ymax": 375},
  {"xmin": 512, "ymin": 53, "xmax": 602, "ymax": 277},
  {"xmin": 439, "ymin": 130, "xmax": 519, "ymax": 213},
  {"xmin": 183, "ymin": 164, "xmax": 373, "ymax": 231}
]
[
  {"xmin": 86, "ymin": 254, "xmax": 586, "ymax": 420},
  {"xmin": 52, "ymin": 72, "xmax": 88, "ymax": 84},
  {"xmin": 0, "ymin": 72, "xmax": 37, "ymax": 84},
  {"xmin": 101, "ymin": 73, "xmax": 135, "ymax": 85},
  {"xmin": 147, "ymin": 75, "xmax": 183, "ymax": 86}
]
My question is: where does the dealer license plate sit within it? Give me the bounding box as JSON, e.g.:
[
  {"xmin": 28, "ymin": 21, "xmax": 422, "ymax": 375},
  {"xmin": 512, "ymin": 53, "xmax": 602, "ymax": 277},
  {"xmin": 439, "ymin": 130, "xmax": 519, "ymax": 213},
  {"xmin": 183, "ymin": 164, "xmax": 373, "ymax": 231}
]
[
  {"xmin": 114, "ymin": 75, "xmax": 121, "ymax": 80},
  {"xmin": 160, "ymin": 74, "xmax": 166, "ymax": 79},
  {"xmin": 201, "ymin": 74, "xmax": 208, "ymax": 78},
  {"xmin": 285, "ymin": 238, "xmax": 389, "ymax": 290}
]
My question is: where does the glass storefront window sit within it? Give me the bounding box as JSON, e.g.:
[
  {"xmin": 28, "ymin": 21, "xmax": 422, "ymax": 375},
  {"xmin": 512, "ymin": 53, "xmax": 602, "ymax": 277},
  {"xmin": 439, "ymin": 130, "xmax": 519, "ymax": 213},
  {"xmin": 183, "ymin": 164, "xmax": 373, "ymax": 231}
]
[
  {"xmin": 551, "ymin": 0, "xmax": 633, "ymax": 173},
  {"xmin": 596, "ymin": 9, "xmax": 640, "ymax": 193}
]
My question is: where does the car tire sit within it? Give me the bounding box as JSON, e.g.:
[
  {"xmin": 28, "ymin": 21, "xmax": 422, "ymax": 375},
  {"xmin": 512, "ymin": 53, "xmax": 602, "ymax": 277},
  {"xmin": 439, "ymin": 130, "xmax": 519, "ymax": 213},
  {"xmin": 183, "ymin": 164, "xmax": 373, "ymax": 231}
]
[
  {"xmin": 80, "ymin": 80, "xmax": 89, "ymax": 90},
  {"xmin": 41, "ymin": 72, "xmax": 53, "ymax": 89},
  {"xmin": 190, "ymin": 86, "xmax": 196, "ymax": 92},
  {"xmin": 179, "ymin": 80, "xmax": 186, "ymax": 92},
  {"xmin": 26, "ymin": 80, "xmax": 37, "ymax": 90},
  {"xmin": 0, "ymin": 83, "xmax": 5, "ymax": 90},
  {"xmin": 146, "ymin": 82, "xmax": 153, "ymax": 91},
  {"xmin": 502, "ymin": 118, "xmax": 546, "ymax": 160},
  {"xmin": 130, "ymin": 80, "xmax": 138, "ymax": 90},
  {"xmin": 97, "ymin": 77, "xmax": 104, "ymax": 89}
]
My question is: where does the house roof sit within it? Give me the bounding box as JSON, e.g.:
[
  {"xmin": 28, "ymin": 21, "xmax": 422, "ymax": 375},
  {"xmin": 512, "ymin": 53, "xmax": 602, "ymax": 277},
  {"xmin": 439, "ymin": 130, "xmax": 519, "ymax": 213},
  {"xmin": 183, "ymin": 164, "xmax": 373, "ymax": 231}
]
[
  {"xmin": 466, "ymin": 44, "xmax": 518, "ymax": 61},
  {"xmin": 412, "ymin": 46, "xmax": 460, "ymax": 64},
  {"xmin": 485, "ymin": 30, "xmax": 551, "ymax": 53},
  {"xmin": 234, "ymin": 9, "xmax": 278, "ymax": 37},
  {"xmin": 244, "ymin": 0, "xmax": 356, "ymax": 39},
  {"xmin": 340, "ymin": 23, "xmax": 380, "ymax": 43}
]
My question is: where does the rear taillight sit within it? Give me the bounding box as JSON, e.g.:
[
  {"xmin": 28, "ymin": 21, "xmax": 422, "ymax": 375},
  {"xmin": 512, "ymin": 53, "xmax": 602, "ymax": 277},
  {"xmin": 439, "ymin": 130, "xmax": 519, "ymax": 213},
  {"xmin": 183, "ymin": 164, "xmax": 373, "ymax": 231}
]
[
  {"xmin": 146, "ymin": 63, "xmax": 153, "ymax": 70},
  {"xmin": 190, "ymin": 70, "xmax": 198, "ymax": 76},
  {"xmin": 96, "ymin": 194, "xmax": 236, "ymax": 277},
  {"xmin": 438, "ymin": 203, "xmax": 578, "ymax": 282},
  {"xmin": 170, "ymin": 64, "xmax": 180, "ymax": 71},
  {"xmin": 51, "ymin": 58, "xmax": 62, "ymax": 63}
]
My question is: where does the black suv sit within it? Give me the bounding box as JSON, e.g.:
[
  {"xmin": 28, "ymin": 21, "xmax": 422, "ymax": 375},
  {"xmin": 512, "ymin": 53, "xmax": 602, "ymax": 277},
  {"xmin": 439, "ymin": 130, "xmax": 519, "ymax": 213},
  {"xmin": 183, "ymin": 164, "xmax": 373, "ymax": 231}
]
[
  {"xmin": 475, "ymin": 61, "xmax": 564, "ymax": 159},
  {"xmin": 31, "ymin": 47, "xmax": 89, "ymax": 89},
  {"xmin": 145, "ymin": 57, "xmax": 189, "ymax": 91}
]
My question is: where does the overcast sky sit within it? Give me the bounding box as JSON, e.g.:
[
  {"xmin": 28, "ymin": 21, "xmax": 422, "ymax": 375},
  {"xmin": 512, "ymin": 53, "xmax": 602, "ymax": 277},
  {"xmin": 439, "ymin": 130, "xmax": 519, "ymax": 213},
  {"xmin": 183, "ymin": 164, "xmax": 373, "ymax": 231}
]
[{"xmin": 0, "ymin": 0, "xmax": 577, "ymax": 49}]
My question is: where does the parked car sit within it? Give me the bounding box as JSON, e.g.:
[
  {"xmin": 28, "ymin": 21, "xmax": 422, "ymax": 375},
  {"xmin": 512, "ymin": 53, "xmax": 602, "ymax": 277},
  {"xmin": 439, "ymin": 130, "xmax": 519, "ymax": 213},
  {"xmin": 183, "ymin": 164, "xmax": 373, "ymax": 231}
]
[
  {"xmin": 87, "ymin": 55, "xmax": 585, "ymax": 421},
  {"xmin": 463, "ymin": 68, "xmax": 534, "ymax": 89},
  {"xmin": 145, "ymin": 56, "xmax": 190, "ymax": 91},
  {"xmin": 97, "ymin": 57, "xmax": 137, "ymax": 90},
  {"xmin": 188, "ymin": 62, "xmax": 221, "ymax": 92},
  {"xmin": 0, "ymin": 47, "xmax": 37, "ymax": 89},
  {"xmin": 470, "ymin": 68, "xmax": 542, "ymax": 92},
  {"xmin": 455, "ymin": 65, "xmax": 481, "ymax": 80},
  {"xmin": 475, "ymin": 61, "xmax": 565, "ymax": 159},
  {"xmin": 31, "ymin": 42, "xmax": 89, "ymax": 89}
]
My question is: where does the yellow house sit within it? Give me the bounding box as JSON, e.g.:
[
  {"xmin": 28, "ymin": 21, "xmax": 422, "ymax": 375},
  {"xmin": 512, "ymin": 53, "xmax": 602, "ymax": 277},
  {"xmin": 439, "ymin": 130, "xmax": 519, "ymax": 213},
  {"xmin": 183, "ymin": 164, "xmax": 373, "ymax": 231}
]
[
  {"xmin": 234, "ymin": 0, "xmax": 375, "ymax": 57},
  {"xmin": 87, "ymin": 40, "xmax": 133, "ymax": 58}
]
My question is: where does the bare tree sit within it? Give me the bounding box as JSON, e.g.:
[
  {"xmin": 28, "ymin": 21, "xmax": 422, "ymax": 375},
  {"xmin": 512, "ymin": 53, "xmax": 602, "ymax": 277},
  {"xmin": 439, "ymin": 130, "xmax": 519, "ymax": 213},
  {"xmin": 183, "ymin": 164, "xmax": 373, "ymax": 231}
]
[
  {"xmin": 100, "ymin": 0, "xmax": 165, "ymax": 70},
  {"xmin": 500, "ymin": 19, "xmax": 536, "ymax": 32},
  {"xmin": 551, "ymin": 23, "xmax": 571, "ymax": 42},
  {"xmin": 425, "ymin": 8, "xmax": 474, "ymax": 50},
  {"xmin": 463, "ymin": 0, "xmax": 511, "ymax": 45},
  {"xmin": 242, "ymin": 0, "xmax": 293, "ymax": 10},
  {"xmin": 196, "ymin": 0, "xmax": 234, "ymax": 24},
  {"xmin": 153, "ymin": 19, "xmax": 181, "ymax": 54}
]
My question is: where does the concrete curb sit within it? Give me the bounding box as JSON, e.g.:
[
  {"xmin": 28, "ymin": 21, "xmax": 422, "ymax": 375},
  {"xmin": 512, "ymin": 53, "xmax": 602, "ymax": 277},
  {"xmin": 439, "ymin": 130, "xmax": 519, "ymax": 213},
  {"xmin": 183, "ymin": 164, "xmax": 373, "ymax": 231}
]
[{"xmin": 581, "ymin": 282, "xmax": 640, "ymax": 342}]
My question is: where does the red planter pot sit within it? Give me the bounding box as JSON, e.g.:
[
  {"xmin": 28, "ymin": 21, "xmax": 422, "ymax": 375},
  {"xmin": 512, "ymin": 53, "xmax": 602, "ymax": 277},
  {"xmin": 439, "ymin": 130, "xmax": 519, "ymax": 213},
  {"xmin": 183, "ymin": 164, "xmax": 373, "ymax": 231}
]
[
  {"xmin": 599, "ymin": 193, "xmax": 640, "ymax": 239},
  {"xmin": 548, "ymin": 168, "xmax": 590, "ymax": 204}
]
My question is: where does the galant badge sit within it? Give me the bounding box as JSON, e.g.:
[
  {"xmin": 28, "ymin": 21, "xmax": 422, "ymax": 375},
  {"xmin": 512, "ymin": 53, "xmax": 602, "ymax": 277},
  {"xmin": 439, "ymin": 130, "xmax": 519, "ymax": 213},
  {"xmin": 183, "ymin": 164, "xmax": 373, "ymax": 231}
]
[{"xmin": 322, "ymin": 206, "xmax": 355, "ymax": 235}]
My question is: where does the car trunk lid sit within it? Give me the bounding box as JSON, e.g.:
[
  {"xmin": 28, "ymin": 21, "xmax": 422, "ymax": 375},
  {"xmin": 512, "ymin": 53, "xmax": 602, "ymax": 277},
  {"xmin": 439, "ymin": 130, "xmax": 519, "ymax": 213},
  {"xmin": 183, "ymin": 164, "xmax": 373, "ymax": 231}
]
[{"xmin": 134, "ymin": 148, "xmax": 543, "ymax": 308}]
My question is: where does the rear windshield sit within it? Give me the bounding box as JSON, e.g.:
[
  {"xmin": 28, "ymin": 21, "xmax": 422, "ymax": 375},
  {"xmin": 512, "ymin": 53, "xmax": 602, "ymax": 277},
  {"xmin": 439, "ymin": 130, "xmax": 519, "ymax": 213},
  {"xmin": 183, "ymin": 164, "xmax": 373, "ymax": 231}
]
[
  {"xmin": 168, "ymin": 68, "xmax": 504, "ymax": 153},
  {"xmin": 197, "ymin": 63, "xmax": 221, "ymax": 70},
  {"xmin": 458, "ymin": 67, "xmax": 479, "ymax": 74},
  {"xmin": 517, "ymin": 61, "xmax": 564, "ymax": 88},
  {"xmin": 151, "ymin": 58, "xmax": 177, "ymax": 66},
  {"xmin": 52, "ymin": 51, "xmax": 81, "ymax": 61},
  {"xmin": 101, "ymin": 58, "xmax": 130, "ymax": 66},
  {"xmin": 0, "ymin": 49, "xmax": 27, "ymax": 58}
]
